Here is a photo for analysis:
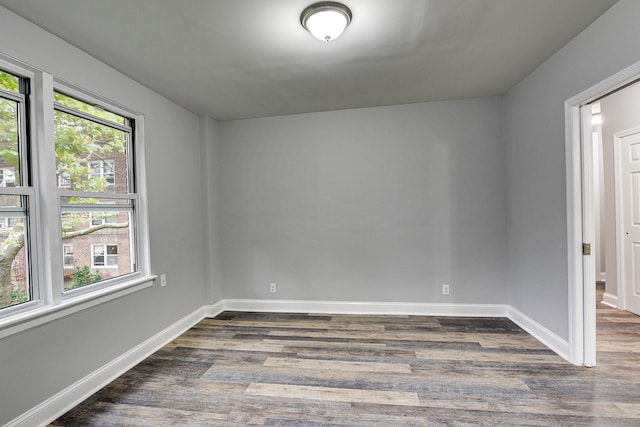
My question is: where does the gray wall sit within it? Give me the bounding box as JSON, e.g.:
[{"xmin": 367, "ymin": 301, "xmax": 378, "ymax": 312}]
[
  {"xmin": 219, "ymin": 98, "xmax": 507, "ymax": 303},
  {"xmin": 0, "ymin": 7, "xmax": 212, "ymax": 424},
  {"xmin": 600, "ymin": 82, "xmax": 640, "ymax": 298},
  {"xmin": 504, "ymin": 0, "xmax": 640, "ymax": 339},
  {"xmin": 201, "ymin": 115, "xmax": 225, "ymax": 301}
]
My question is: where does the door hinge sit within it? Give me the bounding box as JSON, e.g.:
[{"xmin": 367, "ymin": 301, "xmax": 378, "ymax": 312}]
[{"xmin": 582, "ymin": 243, "xmax": 591, "ymax": 256}]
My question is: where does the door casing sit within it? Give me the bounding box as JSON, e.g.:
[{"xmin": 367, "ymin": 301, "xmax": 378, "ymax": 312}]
[{"xmin": 565, "ymin": 60, "xmax": 640, "ymax": 366}]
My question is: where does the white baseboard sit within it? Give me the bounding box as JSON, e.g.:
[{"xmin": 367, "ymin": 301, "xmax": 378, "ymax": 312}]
[
  {"xmin": 602, "ymin": 292, "xmax": 618, "ymax": 308},
  {"xmin": 222, "ymin": 299, "xmax": 509, "ymax": 317},
  {"xmin": 507, "ymin": 306, "xmax": 569, "ymax": 362},
  {"xmin": 203, "ymin": 299, "xmax": 225, "ymax": 317},
  {"xmin": 9, "ymin": 298, "xmax": 569, "ymax": 426},
  {"xmin": 7, "ymin": 307, "xmax": 209, "ymax": 427}
]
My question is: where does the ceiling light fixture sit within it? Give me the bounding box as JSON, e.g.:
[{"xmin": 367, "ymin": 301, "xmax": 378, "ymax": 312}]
[{"xmin": 300, "ymin": 2, "xmax": 352, "ymax": 42}]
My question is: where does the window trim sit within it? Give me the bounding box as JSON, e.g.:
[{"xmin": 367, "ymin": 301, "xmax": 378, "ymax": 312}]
[
  {"xmin": 0, "ymin": 55, "xmax": 154, "ymax": 339},
  {"xmin": 0, "ymin": 276, "xmax": 154, "ymax": 339}
]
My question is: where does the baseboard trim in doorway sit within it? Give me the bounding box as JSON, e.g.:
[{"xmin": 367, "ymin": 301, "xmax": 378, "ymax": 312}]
[{"xmin": 602, "ymin": 292, "xmax": 618, "ymax": 308}]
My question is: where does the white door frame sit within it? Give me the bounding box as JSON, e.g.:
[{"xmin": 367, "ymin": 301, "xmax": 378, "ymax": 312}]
[{"xmin": 565, "ymin": 60, "xmax": 640, "ymax": 366}]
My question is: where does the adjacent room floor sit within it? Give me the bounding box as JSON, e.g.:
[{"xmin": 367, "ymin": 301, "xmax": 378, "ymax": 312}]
[{"xmin": 51, "ymin": 289, "xmax": 640, "ymax": 426}]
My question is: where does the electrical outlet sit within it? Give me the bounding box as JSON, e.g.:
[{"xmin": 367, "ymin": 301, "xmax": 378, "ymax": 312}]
[
  {"xmin": 160, "ymin": 274, "xmax": 167, "ymax": 287},
  {"xmin": 270, "ymin": 282, "xmax": 277, "ymax": 293},
  {"xmin": 442, "ymin": 284, "xmax": 450, "ymax": 295}
]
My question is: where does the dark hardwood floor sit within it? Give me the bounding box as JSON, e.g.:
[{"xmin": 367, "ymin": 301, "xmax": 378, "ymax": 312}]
[{"xmin": 51, "ymin": 289, "xmax": 640, "ymax": 426}]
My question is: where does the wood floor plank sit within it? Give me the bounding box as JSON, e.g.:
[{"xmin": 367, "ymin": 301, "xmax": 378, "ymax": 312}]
[
  {"xmin": 263, "ymin": 338, "xmax": 388, "ymax": 351},
  {"xmin": 415, "ymin": 347, "xmax": 564, "ymax": 363},
  {"xmin": 245, "ymin": 383, "xmax": 421, "ymax": 406},
  {"xmin": 616, "ymin": 403, "xmax": 640, "ymax": 416},
  {"xmin": 262, "ymin": 356, "xmax": 412, "ymax": 373},
  {"xmin": 205, "ymin": 319, "xmax": 385, "ymax": 331},
  {"xmin": 171, "ymin": 337, "xmax": 285, "ymax": 353}
]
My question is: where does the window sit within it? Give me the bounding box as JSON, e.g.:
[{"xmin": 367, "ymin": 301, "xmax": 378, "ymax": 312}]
[
  {"xmin": 0, "ymin": 167, "xmax": 16, "ymax": 187},
  {"xmin": 0, "ymin": 69, "xmax": 32, "ymax": 311},
  {"xmin": 55, "ymin": 90, "xmax": 136, "ymax": 289},
  {"xmin": 90, "ymin": 212, "xmax": 117, "ymax": 226},
  {"xmin": 0, "ymin": 58, "xmax": 151, "ymax": 337},
  {"xmin": 92, "ymin": 244, "xmax": 118, "ymax": 268},
  {"xmin": 89, "ymin": 160, "xmax": 115, "ymax": 189},
  {"xmin": 0, "ymin": 216, "xmax": 17, "ymax": 229},
  {"xmin": 57, "ymin": 172, "xmax": 71, "ymax": 189},
  {"xmin": 62, "ymin": 244, "xmax": 74, "ymax": 269}
]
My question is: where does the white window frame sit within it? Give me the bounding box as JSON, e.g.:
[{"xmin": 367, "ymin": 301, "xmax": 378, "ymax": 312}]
[{"xmin": 0, "ymin": 54, "xmax": 154, "ymax": 340}]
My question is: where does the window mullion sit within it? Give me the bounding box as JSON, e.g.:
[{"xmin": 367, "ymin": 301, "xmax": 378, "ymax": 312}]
[{"xmin": 34, "ymin": 72, "xmax": 64, "ymax": 304}]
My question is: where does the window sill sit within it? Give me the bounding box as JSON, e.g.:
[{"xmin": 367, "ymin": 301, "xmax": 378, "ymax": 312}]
[{"xmin": 0, "ymin": 275, "xmax": 157, "ymax": 340}]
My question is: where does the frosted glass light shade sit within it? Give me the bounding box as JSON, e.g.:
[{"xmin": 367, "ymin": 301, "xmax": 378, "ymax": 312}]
[{"xmin": 301, "ymin": 2, "xmax": 352, "ymax": 42}]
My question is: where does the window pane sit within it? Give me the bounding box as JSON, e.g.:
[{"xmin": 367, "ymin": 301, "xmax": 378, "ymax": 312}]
[
  {"xmin": 0, "ymin": 214, "xmax": 29, "ymax": 310},
  {"xmin": 0, "ymin": 194, "xmax": 24, "ymax": 207},
  {"xmin": 53, "ymin": 92, "xmax": 126, "ymax": 125},
  {"xmin": 55, "ymin": 110, "xmax": 129, "ymax": 193},
  {"xmin": 0, "ymin": 71, "xmax": 19, "ymax": 93},
  {"xmin": 62, "ymin": 244, "xmax": 74, "ymax": 276},
  {"xmin": 0, "ymin": 97, "xmax": 22, "ymax": 187},
  {"xmin": 62, "ymin": 211, "xmax": 134, "ymax": 291},
  {"xmin": 0, "ymin": 70, "xmax": 30, "ymax": 313}
]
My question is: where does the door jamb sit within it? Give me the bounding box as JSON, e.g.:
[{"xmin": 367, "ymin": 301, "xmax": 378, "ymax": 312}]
[{"xmin": 565, "ymin": 61, "xmax": 640, "ymax": 366}]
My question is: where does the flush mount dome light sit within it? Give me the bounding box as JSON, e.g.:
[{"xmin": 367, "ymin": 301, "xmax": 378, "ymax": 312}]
[{"xmin": 301, "ymin": 2, "xmax": 352, "ymax": 42}]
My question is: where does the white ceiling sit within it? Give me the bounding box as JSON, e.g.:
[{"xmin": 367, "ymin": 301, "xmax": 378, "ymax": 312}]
[{"xmin": 0, "ymin": 0, "xmax": 618, "ymax": 120}]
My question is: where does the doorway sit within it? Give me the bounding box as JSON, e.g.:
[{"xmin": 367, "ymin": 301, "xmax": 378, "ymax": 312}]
[{"xmin": 566, "ymin": 60, "xmax": 640, "ymax": 366}]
